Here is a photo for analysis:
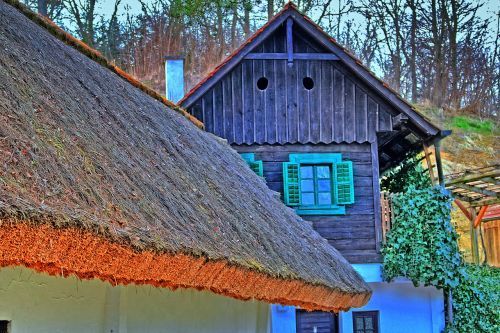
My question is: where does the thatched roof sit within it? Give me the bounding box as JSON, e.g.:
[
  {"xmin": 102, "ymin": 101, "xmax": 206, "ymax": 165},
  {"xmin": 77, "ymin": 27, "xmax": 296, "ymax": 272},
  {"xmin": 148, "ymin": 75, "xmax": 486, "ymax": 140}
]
[{"xmin": 0, "ymin": 0, "xmax": 370, "ymax": 311}]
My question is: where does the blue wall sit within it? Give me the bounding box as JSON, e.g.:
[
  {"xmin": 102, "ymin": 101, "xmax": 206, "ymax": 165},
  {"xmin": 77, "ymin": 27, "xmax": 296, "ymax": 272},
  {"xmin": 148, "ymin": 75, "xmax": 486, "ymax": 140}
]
[
  {"xmin": 340, "ymin": 282, "xmax": 444, "ymax": 333},
  {"xmin": 271, "ymin": 305, "xmax": 296, "ymax": 333},
  {"xmin": 271, "ymin": 264, "xmax": 445, "ymax": 333}
]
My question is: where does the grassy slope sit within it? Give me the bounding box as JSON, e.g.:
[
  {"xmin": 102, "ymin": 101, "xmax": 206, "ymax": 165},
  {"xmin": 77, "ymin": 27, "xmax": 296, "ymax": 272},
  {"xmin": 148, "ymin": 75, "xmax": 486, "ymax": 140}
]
[{"xmin": 416, "ymin": 105, "xmax": 499, "ymax": 262}]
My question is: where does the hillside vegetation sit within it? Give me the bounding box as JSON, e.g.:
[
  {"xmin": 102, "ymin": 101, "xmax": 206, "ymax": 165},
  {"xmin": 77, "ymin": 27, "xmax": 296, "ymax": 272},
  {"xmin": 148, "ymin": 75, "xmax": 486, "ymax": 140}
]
[
  {"xmin": 417, "ymin": 106, "xmax": 499, "ymax": 172},
  {"xmin": 417, "ymin": 106, "xmax": 499, "ymax": 262}
]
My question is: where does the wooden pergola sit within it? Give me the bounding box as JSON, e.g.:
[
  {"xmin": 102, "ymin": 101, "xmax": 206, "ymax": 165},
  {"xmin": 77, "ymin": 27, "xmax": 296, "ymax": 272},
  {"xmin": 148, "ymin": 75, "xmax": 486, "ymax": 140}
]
[{"xmin": 445, "ymin": 165, "xmax": 500, "ymax": 265}]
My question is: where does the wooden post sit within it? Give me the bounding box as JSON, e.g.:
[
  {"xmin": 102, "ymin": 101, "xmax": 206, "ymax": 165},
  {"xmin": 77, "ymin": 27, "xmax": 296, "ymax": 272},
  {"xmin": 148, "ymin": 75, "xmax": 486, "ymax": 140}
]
[
  {"xmin": 470, "ymin": 207, "xmax": 480, "ymax": 264},
  {"xmin": 434, "ymin": 141, "xmax": 445, "ymax": 186},
  {"xmin": 423, "ymin": 144, "xmax": 436, "ymax": 185}
]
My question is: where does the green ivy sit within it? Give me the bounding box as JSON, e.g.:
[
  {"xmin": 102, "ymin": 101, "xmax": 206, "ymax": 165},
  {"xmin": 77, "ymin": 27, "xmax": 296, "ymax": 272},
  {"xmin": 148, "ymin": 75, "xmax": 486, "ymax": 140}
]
[
  {"xmin": 382, "ymin": 153, "xmax": 500, "ymax": 332},
  {"xmin": 382, "ymin": 186, "xmax": 464, "ymax": 289},
  {"xmin": 381, "ymin": 152, "xmax": 431, "ymax": 193},
  {"xmin": 445, "ymin": 265, "xmax": 500, "ymax": 333}
]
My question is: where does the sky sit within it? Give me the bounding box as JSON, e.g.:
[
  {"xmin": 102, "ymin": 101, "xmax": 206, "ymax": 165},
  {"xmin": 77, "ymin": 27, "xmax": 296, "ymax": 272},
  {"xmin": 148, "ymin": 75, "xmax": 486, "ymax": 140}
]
[
  {"xmin": 99, "ymin": 0, "xmax": 499, "ymax": 21},
  {"xmin": 99, "ymin": 0, "xmax": 499, "ymax": 41}
]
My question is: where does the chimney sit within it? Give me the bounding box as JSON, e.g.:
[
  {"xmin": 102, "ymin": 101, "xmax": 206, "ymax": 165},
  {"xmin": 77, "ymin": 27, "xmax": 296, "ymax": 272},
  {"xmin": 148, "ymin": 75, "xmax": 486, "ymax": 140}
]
[{"xmin": 164, "ymin": 56, "xmax": 185, "ymax": 103}]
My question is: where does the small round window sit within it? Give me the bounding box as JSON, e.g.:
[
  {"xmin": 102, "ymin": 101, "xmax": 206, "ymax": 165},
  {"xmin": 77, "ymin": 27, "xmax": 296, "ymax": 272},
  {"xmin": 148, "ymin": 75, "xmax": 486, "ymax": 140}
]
[
  {"xmin": 257, "ymin": 77, "xmax": 269, "ymax": 90},
  {"xmin": 303, "ymin": 77, "xmax": 314, "ymax": 90}
]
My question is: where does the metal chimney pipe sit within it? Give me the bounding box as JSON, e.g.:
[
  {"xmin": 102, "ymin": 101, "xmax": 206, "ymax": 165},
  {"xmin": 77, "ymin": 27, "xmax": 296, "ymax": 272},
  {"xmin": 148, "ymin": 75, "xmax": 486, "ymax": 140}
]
[{"xmin": 164, "ymin": 56, "xmax": 185, "ymax": 104}]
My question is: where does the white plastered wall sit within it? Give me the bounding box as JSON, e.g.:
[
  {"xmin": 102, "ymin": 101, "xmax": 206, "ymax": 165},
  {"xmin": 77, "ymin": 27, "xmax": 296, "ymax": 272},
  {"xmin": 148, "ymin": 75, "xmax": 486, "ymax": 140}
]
[{"xmin": 0, "ymin": 266, "xmax": 270, "ymax": 333}]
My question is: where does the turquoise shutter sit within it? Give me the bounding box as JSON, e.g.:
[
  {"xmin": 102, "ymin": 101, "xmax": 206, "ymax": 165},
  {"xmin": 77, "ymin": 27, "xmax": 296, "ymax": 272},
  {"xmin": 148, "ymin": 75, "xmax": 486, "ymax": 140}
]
[
  {"xmin": 248, "ymin": 160, "xmax": 263, "ymax": 177},
  {"xmin": 240, "ymin": 153, "xmax": 263, "ymax": 177},
  {"xmin": 283, "ymin": 162, "xmax": 300, "ymax": 206},
  {"xmin": 334, "ymin": 161, "xmax": 354, "ymax": 205}
]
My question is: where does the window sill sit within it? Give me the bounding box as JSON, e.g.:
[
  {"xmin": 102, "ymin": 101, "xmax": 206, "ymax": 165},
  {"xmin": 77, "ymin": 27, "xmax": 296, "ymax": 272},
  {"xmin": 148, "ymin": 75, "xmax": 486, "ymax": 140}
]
[{"xmin": 295, "ymin": 205, "xmax": 346, "ymax": 216}]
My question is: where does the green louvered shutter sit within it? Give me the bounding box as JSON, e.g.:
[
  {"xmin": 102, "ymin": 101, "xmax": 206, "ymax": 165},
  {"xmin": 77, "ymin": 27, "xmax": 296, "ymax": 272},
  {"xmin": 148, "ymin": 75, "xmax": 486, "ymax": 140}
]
[
  {"xmin": 334, "ymin": 161, "xmax": 354, "ymax": 205},
  {"xmin": 248, "ymin": 160, "xmax": 263, "ymax": 176},
  {"xmin": 240, "ymin": 153, "xmax": 263, "ymax": 177},
  {"xmin": 283, "ymin": 162, "xmax": 300, "ymax": 206}
]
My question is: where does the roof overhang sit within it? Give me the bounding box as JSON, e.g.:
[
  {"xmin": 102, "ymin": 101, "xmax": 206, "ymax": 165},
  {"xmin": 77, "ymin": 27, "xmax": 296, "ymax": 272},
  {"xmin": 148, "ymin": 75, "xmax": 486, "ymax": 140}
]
[{"xmin": 0, "ymin": 220, "xmax": 371, "ymax": 312}]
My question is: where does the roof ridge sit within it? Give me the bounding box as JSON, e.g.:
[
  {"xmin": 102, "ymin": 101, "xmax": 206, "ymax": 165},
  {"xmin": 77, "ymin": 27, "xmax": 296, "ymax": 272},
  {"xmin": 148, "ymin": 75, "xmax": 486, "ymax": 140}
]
[{"xmin": 3, "ymin": 0, "xmax": 203, "ymax": 130}]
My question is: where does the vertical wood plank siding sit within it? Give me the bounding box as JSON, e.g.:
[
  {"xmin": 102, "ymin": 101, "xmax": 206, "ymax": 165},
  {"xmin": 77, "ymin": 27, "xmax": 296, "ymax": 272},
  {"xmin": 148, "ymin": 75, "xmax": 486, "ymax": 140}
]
[
  {"xmin": 235, "ymin": 143, "xmax": 381, "ymax": 264},
  {"xmin": 188, "ymin": 58, "xmax": 395, "ymax": 145}
]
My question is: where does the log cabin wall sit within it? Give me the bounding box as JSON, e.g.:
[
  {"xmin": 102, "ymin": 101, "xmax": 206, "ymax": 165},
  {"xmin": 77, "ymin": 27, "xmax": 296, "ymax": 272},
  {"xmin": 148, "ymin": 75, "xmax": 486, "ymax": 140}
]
[{"xmin": 234, "ymin": 143, "xmax": 381, "ymax": 264}]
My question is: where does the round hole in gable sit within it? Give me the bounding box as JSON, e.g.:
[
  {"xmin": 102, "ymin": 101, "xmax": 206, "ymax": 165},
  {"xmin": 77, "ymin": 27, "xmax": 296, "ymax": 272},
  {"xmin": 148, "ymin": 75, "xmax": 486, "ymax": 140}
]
[
  {"xmin": 257, "ymin": 77, "xmax": 269, "ymax": 90},
  {"xmin": 303, "ymin": 77, "xmax": 314, "ymax": 90}
]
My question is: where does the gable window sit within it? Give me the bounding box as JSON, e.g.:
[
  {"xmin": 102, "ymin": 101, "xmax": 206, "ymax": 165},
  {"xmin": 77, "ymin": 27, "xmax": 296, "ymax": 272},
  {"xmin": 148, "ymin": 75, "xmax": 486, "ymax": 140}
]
[
  {"xmin": 240, "ymin": 153, "xmax": 264, "ymax": 177},
  {"xmin": 283, "ymin": 153, "xmax": 354, "ymax": 215},
  {"xmin": 352, "ymin": 311, "xmax": 379, "ymax": 333}
]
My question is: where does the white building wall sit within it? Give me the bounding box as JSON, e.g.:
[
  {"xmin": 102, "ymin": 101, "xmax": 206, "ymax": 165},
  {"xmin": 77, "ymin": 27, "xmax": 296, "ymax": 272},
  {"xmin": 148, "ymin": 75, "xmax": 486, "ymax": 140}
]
[{"xmin": 0, "ymin": 266, "xmax": 270, "ymax": 333}]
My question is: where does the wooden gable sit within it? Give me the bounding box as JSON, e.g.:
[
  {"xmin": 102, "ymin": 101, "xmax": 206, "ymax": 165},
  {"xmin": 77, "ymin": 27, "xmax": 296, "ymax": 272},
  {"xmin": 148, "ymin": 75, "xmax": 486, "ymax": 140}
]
[
  {"xmin": 180, "ymin": 3, "xmax": 445, "ymax": 170},
  {"xmin": 183, "ymin": 16, "xmax": 397, "ymax": 145}
]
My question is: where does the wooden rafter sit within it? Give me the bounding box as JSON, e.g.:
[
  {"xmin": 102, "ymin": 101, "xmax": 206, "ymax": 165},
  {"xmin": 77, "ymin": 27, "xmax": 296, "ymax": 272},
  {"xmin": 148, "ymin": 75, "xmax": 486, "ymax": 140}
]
[{"xmin": 446, "ymin": 165, "xmax": 500, "ymax": 207}]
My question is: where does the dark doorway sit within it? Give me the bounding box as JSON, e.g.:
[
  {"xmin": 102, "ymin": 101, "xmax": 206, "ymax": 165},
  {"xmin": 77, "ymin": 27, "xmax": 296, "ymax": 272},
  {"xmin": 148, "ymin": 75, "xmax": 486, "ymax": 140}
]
[
  {"xmin": 0, "ymin": 321, "xmax": 10, "ymax": 333},
  {"xmin": 296, "ymin": 309, "xmax": 338, "ymax": 333}
]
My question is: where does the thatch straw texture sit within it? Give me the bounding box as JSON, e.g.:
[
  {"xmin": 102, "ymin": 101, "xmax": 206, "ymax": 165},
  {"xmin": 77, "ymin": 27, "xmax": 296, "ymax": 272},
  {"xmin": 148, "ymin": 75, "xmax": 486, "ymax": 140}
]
[{"xmin": 0, "ymin": 0, "xmax": 370, "ymax": 311}]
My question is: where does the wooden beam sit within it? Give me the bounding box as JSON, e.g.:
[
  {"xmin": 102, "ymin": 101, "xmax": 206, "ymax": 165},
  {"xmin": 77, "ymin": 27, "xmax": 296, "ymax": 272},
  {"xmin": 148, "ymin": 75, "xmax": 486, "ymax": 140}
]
[
  {"xmin": 447, "ymin": 170, "xmax": 500, "ymax": 186},
  {"xmin": 454, "ymin": 199, "xmax": 472, "ymax": 221},
  {"xmin": 471, "ymin": 197, "xmax": 500, "ymax": 207},
  {"xmin": 474, "ymin": 205, "xmax": 489, "ymax": 228},
  {"xmin": 244, "ymin": 53, "xmax": 340, "ymax": 60},
  {"xmin": 453, "ymin": 183, "xmax": 498, "ymax": 198},
  {"xmin": 286, "ymin": 18, "xmax": 293, "ymax": 66},
  {"xmin": 482, "ymin": 177, "xmax": 500, "ymax": 186},
  {"xmin": 452, "ymin": 193, "xmax": 476, "ymax": 203}
]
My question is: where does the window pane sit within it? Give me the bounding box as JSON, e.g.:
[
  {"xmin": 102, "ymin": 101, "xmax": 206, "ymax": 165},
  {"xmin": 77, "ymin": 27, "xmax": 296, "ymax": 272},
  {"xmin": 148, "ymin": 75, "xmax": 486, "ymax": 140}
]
[
  {"xmin": 316, "ymin": 166, "xmax": 330, "ymax": 178},
  {"xmin": 365, "ymin": 318, "xmax": 373, "ymax": 329},
  {"xmin": 318, "ymin": 179, "xmax": 331, "ymax": 191},
  {"xmin": 355, "ymin": 317, "xmax": 364, "ymax": 330},
  {"xmin": 318, "ymin": 192, "xmax": 331, "ymax": 205},
  {"xmin": 301, "ymin": 180, "xmax": 314, "ymax": 192},
  {"xmin": 300, "ymin": 166, "xmax": 313, "ymax": 179},
  {"xmin": 301, "ymin": 193, "xmax": 315, "ymax": 206}
]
